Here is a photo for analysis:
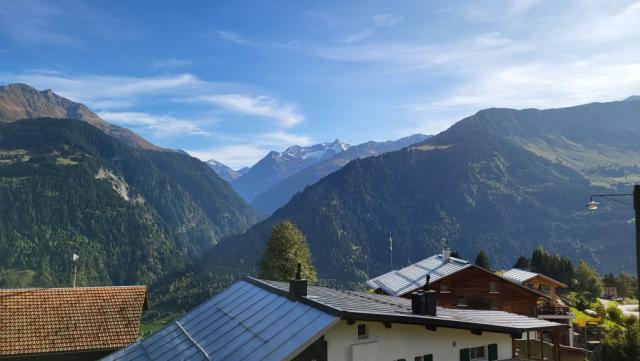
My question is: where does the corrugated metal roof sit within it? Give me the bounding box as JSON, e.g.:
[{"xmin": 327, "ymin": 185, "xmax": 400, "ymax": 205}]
[
  {"xmin": 502, "ymin": 269, "xmax": 538, "ymax": 284},
  {"xmin": 101, "ymin": 281, "xmax": 339, "ymax": 361},
  {"xmin": 366, "ymin": 254, "xmax": 471, "ymax": 296},
  {"xmin": 258, "ymin": 279, "xmax": 565, "ymax": 333}
]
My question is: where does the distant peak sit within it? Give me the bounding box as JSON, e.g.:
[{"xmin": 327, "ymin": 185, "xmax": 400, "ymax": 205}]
[{"xmin": 624, "ymin": 95, "xmax": 640, "ymax": 102}]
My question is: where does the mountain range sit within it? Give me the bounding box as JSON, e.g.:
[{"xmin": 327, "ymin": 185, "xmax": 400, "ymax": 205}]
[
  {"xmin": 153, "ymin": 98, "xmax": 640, "ymax": 313},
  {"xmin": 206, "ymin": 159, "xmax": 249, "ymax": 182},
  {"xmin": 0, "ymin": 84, "xmax": 257, "ymax": 287}
]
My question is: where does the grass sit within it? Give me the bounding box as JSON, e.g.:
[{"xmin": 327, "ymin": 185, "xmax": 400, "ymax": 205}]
[
  {"xmin": 140, "ymin": 313, "xmax": 181, "ymax": 338},
  {"xmin": 571, "ymin": 307, "xmax": 600, "ymax": 328}
]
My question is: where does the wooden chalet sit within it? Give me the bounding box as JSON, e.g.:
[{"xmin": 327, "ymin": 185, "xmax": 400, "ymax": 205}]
[{"xmin": 0, "ymin": 286, "xmax": 147, "ymax": 361}]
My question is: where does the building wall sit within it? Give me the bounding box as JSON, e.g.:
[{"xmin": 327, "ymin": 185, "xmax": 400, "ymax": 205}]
[
  {"xmin": 428, "ymin": 267, "xmax": 545, "ymax": 317},
  {"xmin": 324, "ymin": 320, "xmax": 513, "ymax": 361}
]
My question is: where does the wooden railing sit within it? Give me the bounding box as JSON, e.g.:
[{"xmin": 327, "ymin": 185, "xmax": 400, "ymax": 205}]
[
  {"xmin": 515, "ymin": 340, "xmax": 589, "ymax": 361},
  {"xmin": 535, "ymin": 304, "xmax": 572, "ymax": 316}
]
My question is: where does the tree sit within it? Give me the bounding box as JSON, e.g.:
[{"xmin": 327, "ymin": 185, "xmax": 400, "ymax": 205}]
[
  {"xmin": 475, "ymin": 251, "xmax": 491, "ymax": 271},
  {"xmin": 513, "ymin": 256, "xmax": 530, "ymax": 270},
  {"xmin": 258, "ymin": 221, "xmax": 317, "ymax": 282},
  {"xmin": 575, "ymin": 260, "xmax": 603, "ymax": 299}
]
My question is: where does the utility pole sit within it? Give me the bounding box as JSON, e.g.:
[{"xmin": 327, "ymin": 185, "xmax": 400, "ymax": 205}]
[{"xmin": 634, "ymin": 185, "xmax": 640, "ymax": 300}]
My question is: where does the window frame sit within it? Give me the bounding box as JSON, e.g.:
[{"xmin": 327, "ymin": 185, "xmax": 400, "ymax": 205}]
[{"xmin": 469, "ymin": 345, "xmax": 487, "ymax": 361}]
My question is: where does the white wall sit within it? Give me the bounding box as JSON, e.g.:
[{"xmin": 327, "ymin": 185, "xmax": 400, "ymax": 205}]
[{"xmin": 325, "ymin": 320, "xmax": 513, "ymax": 361}]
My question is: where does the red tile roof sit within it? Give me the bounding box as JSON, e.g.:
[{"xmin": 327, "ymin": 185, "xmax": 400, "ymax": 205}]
[{"xmin": 0, "ymin": 286, "xmax": 147, "ymax": 356}]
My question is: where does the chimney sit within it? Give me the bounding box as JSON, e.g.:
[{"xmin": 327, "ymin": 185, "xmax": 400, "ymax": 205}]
[
  {"xmin": 411, "ymin": 275, "xmax": 437, "ymax": 316},
  {"xmin": 289, "ymin": 263, "xmax": 307, "ymax": 299},
  {"xmin": 442, "ymin": 246, "xmax": 451, "ymax": 263}
]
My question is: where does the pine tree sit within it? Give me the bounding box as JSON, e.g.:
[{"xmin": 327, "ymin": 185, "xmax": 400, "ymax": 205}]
[
  {"xmin": 258, "ymin": 221, "xmax": 317, "ymax": 282},
  {"xmin": 513, "ymin": 256, "xmax": 530, "ymax": 270},
  {"xmin": 475, "ymin": 251, "xmax": 491, "ymax": 271},
  {"xmin": 575, "ymin": 260, "xmax": 603, "ymax": 299}
]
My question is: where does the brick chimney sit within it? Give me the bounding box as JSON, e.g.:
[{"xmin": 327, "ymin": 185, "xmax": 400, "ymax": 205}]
[
  {"xmin": 442, "ymin": 246, "xmax": 451, "ymax": 263},
  {"xmin": 289, "ymin": 263, "xmax": 307, "ymax": 299},
  {"xmin": 411, "ymin": 275, "xmax": 437, "ymax": 316}
]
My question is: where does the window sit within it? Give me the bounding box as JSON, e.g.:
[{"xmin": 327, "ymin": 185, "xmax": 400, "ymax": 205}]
[
  {"xmin": 489, "ymin": 281, "xmax": 498, "ymax": 293},
  {"xmin": 414, "ymin": 357, "xmax": 423, "ymax": 361},
  {"xmin": 469, "ymin": 346, "xmax": 486, "ymax": 360},
  {"xmin": 440, "ymin": 282, "xmax": 450, "ymax": 293},
  {"xmin": 490, "ymin": 302, "xmax": 500, "ymax": 311},
  {"xmin": 357, "ymin": 324, "xmax": 368, "ymax": 339},
  {"xmin": 457, "ymin": 295, "xmax": 467, "ymax": 306}
]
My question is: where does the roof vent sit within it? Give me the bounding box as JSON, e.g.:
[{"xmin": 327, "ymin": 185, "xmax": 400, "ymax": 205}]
[
  {"xmin": 289, "ymin": 263, "xmax": 307, "ymax": 300},
  {"xmin": 411, "ymin": 275, "xmax": 437, "ymax": 316},
  {"xmin": 442, "ymin": 246, "xmax": 451, "ymax": 263}
]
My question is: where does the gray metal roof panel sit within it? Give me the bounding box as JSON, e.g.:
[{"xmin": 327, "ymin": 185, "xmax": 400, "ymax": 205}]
[
  {"xmin": 367, "ymin": 254, "xmax": 472, "ymax": 296},
  {"xmin": 100, "ymin": 280, "xmax": 338, "ymax": 361},
  {"xmin": 502, "ymin": 268, "xmax": 538, "ymax": 284},
  {"xmin": 257, "ymin": 279, "xmax": 565, "ymax": 333}
]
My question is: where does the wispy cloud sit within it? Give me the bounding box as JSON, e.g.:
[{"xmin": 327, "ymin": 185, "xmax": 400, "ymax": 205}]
[
  {"xmin": 152, "ymin": 58, "xmax": 192, "ymax": 69},
  {"xmin": 196, "ymin": 94, "xmax": 304, "ymax": 127},
  {"xmin": 216, "ymin": 30, "xmax": 252, "ymax": 45},
  {"xmin": 98, "ymin": 111, "xmax": 210, "ymax": 137},
  {"xmin": 343, "ymin": 13, "xmax": 404, "ymax": 44}
]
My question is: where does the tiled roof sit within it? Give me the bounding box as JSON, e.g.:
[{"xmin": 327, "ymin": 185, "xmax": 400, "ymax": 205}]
[
  {"xmin": 0, "ymin": 286, "xmax": 147, "ymax": 356},
  {"xmin": 102, "ymin": 281, "xmax": 339, "ymax": 361},
  {"xmin": 366, "ymin": 254, "xmax": 472, "ymax": 296}
]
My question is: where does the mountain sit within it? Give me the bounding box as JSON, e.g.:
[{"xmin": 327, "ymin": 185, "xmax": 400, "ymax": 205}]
[
  {"xmin": 250, "ymin": 134, "xmax": 431, "ymax": 214},
  {"xmin": 0, "ymin": 84, "xmax": 258, "ymax": 288},
  {"xmin": 206, "ymin": 159, "xmax": 247, "ymax": 182},
  {"xmin": 230, "ymin": 139, "xmax": 350, "ymax": 202},
  {"xmin": 0, "ymin": 83, "xmax": 162, "ymax": 150},
  {"xmin": 625, "ymin": 95, "xmax": 640, "ymax": 102},
  {"xmin": 160, "ymin": 99, "xmax": 640, "ymax": 310}
]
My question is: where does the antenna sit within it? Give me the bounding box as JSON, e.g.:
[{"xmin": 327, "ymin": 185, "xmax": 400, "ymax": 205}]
[
  {"xmin": 389, "ymin": 236, "xmax": 393, "ymax": 269},
  {"xmin": 72, "ymin": 253, "xmax": 79, "ymax": 288}
]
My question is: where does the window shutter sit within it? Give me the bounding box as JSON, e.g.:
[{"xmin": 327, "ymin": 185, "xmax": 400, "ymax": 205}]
[
  {"xmin": 488, "ymin": 343, "xmax": 498, "ymax": 361},
  {"xmin": 459, "ymin": 348, "xmax": 470, "ymax": 361},
  {"xmin": 424, "ymin": 354, "xmax": 433, "ymax": 361}
]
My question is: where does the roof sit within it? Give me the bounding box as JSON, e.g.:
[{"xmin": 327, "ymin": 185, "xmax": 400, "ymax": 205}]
[
  {"xmin": 366, "ymin": 254, "xmax": 472, "ymax": 296},
  {"xmin": 0, "ymin": 286, "xmax": 147, "ymax": 356},
  {"xmin": 256, "ymin": 278, "xmax": 565, "ymax": 335},
  {"xmin": 502, "ymin": 269, "xmax": 568, "ymax": 288},
  {"xmin": 101, "ymin": 280, "xmax": 339, "ymax": 361}
]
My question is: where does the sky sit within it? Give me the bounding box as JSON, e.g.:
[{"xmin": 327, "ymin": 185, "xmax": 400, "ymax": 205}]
[{"xmin": 1, "ymin": 0, "xmax": 639, "ymax": 169}]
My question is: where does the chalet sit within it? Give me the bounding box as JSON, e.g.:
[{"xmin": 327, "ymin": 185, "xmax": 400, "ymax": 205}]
[
  {"xmin": 0, "ymin": 286, "xmax": 147, "ymax": 361},
  {"xmin": 367, "ymin": 249, "xmax": 551, "ymax": 317},
  {"xmin": 602, "ymin": 278, "xmax": 618, "ymax": 299},
  {"xmin": 102, "ymin": 276, "xmax": 567, "ymax": 361}
]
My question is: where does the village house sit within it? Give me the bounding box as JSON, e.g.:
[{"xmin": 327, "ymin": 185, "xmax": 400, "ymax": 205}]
[
  {"xmin": 366, "ymin": 249, "xmax": 578, "ymax": 350},
  {"xmin": 103, "ymin": 276, "xmax": 567, "ymax": 361},
  {"xmin": 0, "ymin": 286, "xmax": 147, "ymax": 361},
  {"xmin": 602, "ymin": 278, "xmax": 618, "ymax": 299}
]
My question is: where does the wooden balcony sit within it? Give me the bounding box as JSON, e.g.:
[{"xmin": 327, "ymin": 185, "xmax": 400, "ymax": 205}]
[{"xmin": 535, "ymin": 304, "xmax": 572, "ymax": 317}]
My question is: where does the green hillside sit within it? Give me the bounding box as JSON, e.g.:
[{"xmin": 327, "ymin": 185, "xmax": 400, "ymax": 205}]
[{"xmin": 0, "ymin": 118, "xmax": 257, "ymax": 287}]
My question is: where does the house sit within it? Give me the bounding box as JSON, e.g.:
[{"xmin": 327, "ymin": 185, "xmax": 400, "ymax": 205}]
[
  {"xmin": 102, "ymin": 276, "xmax": 567, "ymax": 361},
  {"xmin": 367, "ymin": 249, "xmax": 551, "ymax": 317},
  {"xmin": 0, "ymin": 286, "xmax": 147, "ymax": 361},
  {"xmin": 602, "ymin": 279, "xmax": 618, "ymax": 299},
  {"xmin": 501, "ymin": 269, "xmax": 567, "ymax": 303}
]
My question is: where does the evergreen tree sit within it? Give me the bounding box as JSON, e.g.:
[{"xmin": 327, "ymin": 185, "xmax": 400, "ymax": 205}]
[
  {"xmin": 575, "ymin": 260, "xmax": 604, "ymax": 299},
  {"xmin": 258, "ymin": 221, "xmax": 317, "ymax": 282},
  {"xmin": 475, "ymin": 251, "xmax": 491, "ymax": 271},
  {"xmin": 513, "ymin": 256, "xmax": 530, "ymax": 270}
]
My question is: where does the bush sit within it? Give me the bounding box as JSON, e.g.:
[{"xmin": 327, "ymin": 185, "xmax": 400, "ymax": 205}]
[{"xmin": 606, "ymin": 301, "xmax": 625, "ymax": 324}]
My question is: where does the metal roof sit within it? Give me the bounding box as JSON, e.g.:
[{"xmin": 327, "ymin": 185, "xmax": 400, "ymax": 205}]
[
  {"xmin": 257, "ymin": 279, "xmax": 566, "ymax": 334},
  {"xmin": 502, "ymin": 269, "xmax": 567, "ymax": 288},
  {"xmin": 101, "ymin": 281, "xmax": 339, "ymax": 361},
  {"xmin": 366, "ymin": 254, "xmax": 472, "ymax": 296},
  {"xmin": 502, "ymin": 268, "xmax": 538, "ymax": 284}
]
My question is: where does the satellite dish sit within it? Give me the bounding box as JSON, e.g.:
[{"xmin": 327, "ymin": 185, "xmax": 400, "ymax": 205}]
[{"xmin": 72, "ymin": 254, "xmax": 80, "ymax": 262}]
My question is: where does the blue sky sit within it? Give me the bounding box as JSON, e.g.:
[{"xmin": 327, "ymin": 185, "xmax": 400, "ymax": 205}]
[{"xmin": 1, "ymin": 0, "xmax": 639, "ymax": 168}]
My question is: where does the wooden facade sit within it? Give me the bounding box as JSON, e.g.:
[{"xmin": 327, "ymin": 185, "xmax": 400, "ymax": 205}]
[{"xmin": 427, "ymin": 266, "xmax": 547, "ymax": 317}]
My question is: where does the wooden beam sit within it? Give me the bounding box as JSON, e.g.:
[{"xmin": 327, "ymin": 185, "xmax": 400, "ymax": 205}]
[
  {"xmin": 425, "ymin": 324, "xmax": 437, "ymax": 332},
  {"xmin": 471, "ymin": 329, "xmax": 482, "ymax": 336},
  {"xmin": 383, "ymin": 321, "xmax": 392, "ymax": 329},
  {"xmin": 346, "ymin": 319, "xmax": 355, "ymax": 325}
]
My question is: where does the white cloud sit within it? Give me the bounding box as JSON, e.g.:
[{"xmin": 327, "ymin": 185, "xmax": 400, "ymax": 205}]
[
  {"xmin": 372, "ymin": 14, "xmax": 404, "ymax": 27},
  {"xmin": 197, "ymin": 94, "xmax": 304, "ymax": 127},
  {"xmin": 98, "ymin": 111, "xmax": 210, "ymax": 137},
  {"xmin": 216, "ymin": 30, "xmax": 252, "ymax": 45},
  {"xmin": 257, "ymin": 131, "xmax": 313, "ymax": 146},
  {"xmin": 152, "ymin": 59, "xmax": 192, "ymax": 68},
  {"xmin": 186, "ymin": 144, "xmax": 269, "ymax": 169}
]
